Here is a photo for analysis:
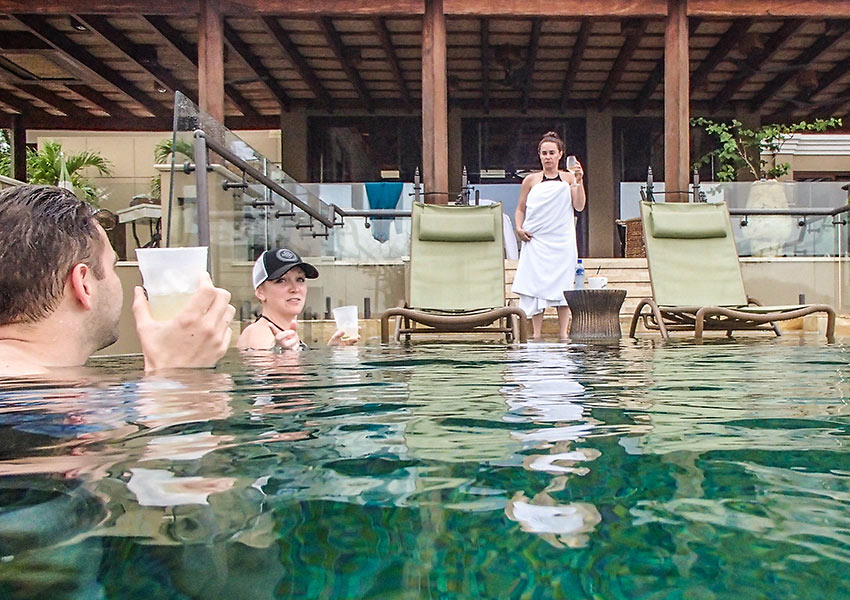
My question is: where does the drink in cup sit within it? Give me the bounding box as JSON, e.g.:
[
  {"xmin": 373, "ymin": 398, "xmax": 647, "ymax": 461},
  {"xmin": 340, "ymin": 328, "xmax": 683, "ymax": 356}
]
[
  {"xmin": 136, "ymin": 247, "xmax": 208, "ymax": 321},
  {"xmin": 332, "ymin": 305, "xmax": 359, "ymax": 340},
  {"xmin": 566, "ymin": 155, "xmax": 580, "ymax": 187}
]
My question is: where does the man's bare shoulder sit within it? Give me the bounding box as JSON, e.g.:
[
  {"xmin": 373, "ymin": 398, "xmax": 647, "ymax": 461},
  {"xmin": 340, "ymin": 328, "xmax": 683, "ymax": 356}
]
[{"xmin": 0, "ymin": 346, "xmax": 51, "ymax": 378}]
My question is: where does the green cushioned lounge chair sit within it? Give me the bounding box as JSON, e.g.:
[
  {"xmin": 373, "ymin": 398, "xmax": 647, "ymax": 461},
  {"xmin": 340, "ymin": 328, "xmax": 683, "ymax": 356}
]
[
  {"xmin": 629, "ymin": 200, "xmax": 835, "ymax": 341},
  {"xmin": 380, "ymin": 202, "xmax": 527, "ymax": 343}
]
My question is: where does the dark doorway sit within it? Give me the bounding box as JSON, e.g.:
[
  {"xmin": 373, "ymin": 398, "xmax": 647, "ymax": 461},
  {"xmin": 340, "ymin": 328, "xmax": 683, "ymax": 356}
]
[
  {"xmin": 308, "ymin": 116, "xmax": 421, "ymax": 183},
  {"xmin": 461, "ymin": 117, "xmax": 588, "ymax": 256}
]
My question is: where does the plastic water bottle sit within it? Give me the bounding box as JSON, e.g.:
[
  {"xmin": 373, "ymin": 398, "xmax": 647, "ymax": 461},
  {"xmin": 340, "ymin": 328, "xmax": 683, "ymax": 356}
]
[{"xmin": 575, "ymin": 259, "xmax": 585, "ymax": 290}]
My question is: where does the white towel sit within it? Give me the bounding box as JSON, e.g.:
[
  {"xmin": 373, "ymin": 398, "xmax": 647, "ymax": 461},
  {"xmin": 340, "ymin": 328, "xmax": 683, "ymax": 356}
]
[
  {"xmin": 511, "ymin": 181, "xmax": 577, "ymax": 305},
  {"xmin": 477, "ymin": 198, "xmax": 519, "ymax": 260}
]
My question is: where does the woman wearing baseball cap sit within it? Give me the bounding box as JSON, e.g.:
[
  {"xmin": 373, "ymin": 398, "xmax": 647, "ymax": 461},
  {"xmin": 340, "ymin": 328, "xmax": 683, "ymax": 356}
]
[{"xmin": 237, "ymin": 248, "xmax": 360, "ymax": 350}]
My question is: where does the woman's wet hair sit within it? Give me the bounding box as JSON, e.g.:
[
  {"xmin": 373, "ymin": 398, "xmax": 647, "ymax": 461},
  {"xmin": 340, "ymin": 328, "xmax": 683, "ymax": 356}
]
[
  {"xmin": 538, "ymin": 131, "xmax": 565, "ymax": 154},
  {"xmin": 0, "ymin": 185, "xmax": 106, "ymax": 325}
]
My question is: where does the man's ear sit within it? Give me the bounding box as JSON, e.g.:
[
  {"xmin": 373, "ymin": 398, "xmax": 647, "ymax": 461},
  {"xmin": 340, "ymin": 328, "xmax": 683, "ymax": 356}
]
[{"xmin": 67, "ymin": 263, "xmax": 95, "ymax": 310}]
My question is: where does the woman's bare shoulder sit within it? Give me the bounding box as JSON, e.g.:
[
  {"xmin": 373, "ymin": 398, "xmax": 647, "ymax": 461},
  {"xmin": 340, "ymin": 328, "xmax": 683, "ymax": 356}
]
[
  {"xmin": 522, "ymin": 172, "xmax": 543, "ymax": 187},
  {"xmin": 237, "ymin": 320, "xmax": 274, "ymax": 350}
]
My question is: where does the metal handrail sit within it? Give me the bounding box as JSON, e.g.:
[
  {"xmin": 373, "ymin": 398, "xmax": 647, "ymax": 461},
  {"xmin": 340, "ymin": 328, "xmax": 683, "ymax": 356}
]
[
  {"xmin": 195, "ymin": 130, "xmax": 336, "ymax": 229},
  {"xmin": 729, "ymin": 205, "xmax": 850, "ymax": 218}
]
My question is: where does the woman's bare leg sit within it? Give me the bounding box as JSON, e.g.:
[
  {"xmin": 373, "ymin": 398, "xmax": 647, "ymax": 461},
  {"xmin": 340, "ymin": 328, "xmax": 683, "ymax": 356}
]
[
  {"xmin": 557, "ymin": 306, "xmax": 571, "ymax": 340},
  {"xmin": 531, "ymin": 312, "xmax": 544, "ymax": 340}
]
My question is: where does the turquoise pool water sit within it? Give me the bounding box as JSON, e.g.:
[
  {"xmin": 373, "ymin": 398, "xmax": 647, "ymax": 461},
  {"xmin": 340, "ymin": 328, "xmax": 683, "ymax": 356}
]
[{"xmin": 0, "ymin": 337, "xmax": 848, "ymax": 599}]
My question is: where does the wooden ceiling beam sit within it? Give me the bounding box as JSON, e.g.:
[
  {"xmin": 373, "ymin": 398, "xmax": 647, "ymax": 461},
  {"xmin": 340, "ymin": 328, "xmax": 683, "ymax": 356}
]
[
  {"xmin": 12, "ymin": 83, "xmax": 92, "ymax": 118},
  {"xmin": 222, "ymin": 22, "xmax": 290, "ymax": 111},
  {"xmin": 634, "ymin": 61, "xmax": 663, "ymax": 114},
  {"xmin": 688, "ymin": 1, "xmax": 850, "ymax": 17},
  {"xmin": 768, "ymin": 59, "xmax": 850, "ymax": 121},
  {"xmin": 262, "ymin": 16, "xmax": 333, "ymax": 112},
  {"xmin": 709, "ymin": 19, "xmax": 802, "ymax": 112},
  {"xmin": 0, "ymin": 31, "xmax": 51, "ymax": 51},
  {"xmin": 480, "ymin": 17, "xmax": 491, "ymax": 114},
  {"xmin": 634, "ymin": 16, "xmax": 699, "ymax": 113},
  {"xmin": 143, "ymin": 14, "xmax": 258, "ymax": 118},
  {"xmin": 780, "ymin": 80, "xmax": 850, "ymax": 123},
  {"xmin": 318, "ymin": 16, "xmax": 374, "ymax": 113},
  {"xmin": 0, "ymin": 86, "xmax": 52, "ymax": 117},
  {"xmin": 749, "ymin": 19, "xmax": 850, "ymax": 112},
  {"xmin": 560, "ymin": 19, "xmax": 591, "ymax": 113},
  {"xmin": 64, "ymin": 83, "xmax": 138, "ymax": 119},
  {"xmin": 143, "ymin": 15, "xmax": 198, "ymax": 63},
  {"xmin": 4, "ymin": 0, "xmax": 850, "ymax": 17},
  {"xmin": 0, "ymin": 1, "xmax": 197, "ymax": 14},
  {"xmin": 443, "ymin": 0, "xmax": 666, "ymax": 16},
  {"xmin": 520, "ymin": 18, "xmax": 542, "ymax": 114},
  {"xmin": 690, "ymin": 18, "xmax": 752, "ymax": 93},
  {"xmin": 74, "ymin": 14, "xmax": 195, "ymax": 104},
  {"xmin": 373, "ymin": 16, "xmax": 412, "ymax": 113},
  {"xmin": 11, "ymin": 14, "xmax": 170, "ymax": 118},
  {"xmin": 599, "ymin": 18, "xmax": 647, "ymax": 109}
]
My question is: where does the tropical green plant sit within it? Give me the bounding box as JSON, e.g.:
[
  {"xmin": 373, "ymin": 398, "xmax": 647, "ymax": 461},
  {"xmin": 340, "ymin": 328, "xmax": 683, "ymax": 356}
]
[
  {"xmin": 0, "ymin": 137, "xmax": 111, "ymax": 202},
  {"xmin": 150, "ymin": 137, "xmax": 194, "ymax": 200},
  {"xmin": 0, "ymin": 130, "xmax": 10, "ymax": 178},
  {"xmin": 691, "ymin": 116, "xmax": 842, "ymax": 181}
]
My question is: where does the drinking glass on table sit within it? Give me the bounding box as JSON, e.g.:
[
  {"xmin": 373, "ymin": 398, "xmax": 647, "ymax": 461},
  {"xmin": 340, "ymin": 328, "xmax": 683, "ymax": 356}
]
[{"xmin": 566, "ymin": 155, "xmax": 581, "ymax": 188}]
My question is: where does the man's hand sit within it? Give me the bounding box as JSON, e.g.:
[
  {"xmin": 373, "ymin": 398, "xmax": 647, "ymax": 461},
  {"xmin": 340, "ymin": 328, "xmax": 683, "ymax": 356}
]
[
  {"xmin": 133, "ymin": 272, "xmax": 235, "ymax": 371},
  {"xmin": 273, "ymin": 320, "xmax": 302, "ymax": 351}
]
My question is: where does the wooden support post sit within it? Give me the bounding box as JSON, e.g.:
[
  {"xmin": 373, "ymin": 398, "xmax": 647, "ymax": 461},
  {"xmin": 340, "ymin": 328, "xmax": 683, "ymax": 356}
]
[
  {"xmin": 198, "ymin": 0, "xmax": 225, "ymax": 123},
  {"xmin": 11, "ymin": 116, "xmax": 27, "ymax": 182},
  {"xmin": 664, "ymin": 0, "xmax": 689, "ymax": 201},
  {"xmin": 422, "ymin": 0, "xmax": 448, "ymax": 203}
]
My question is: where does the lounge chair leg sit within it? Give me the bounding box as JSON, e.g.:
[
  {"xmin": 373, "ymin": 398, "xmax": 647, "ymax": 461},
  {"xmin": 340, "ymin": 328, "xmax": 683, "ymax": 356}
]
[
  {"xmin": 826, "ymin": 308, "xmax": 836, "ymax": 343},
  {"xmin": 380, "ymin": 315, "xmax": 390, "ymax": 343},
  {"xmin": 515, "ymin": 311, "xmax": 528, "ymax": 343},
  {"xmin": 694, "ymin": 308, "xmax": 707, "ymax": 341},
  {"xmin": 629, "ymin": 300, "xmax": 648, "ymax": 337}
]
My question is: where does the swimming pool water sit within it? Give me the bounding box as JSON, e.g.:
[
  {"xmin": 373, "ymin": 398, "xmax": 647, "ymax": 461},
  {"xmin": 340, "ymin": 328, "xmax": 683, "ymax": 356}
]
[{"xmin": 0, "ymin": 337, "xmax": 848, "ymax": 599}]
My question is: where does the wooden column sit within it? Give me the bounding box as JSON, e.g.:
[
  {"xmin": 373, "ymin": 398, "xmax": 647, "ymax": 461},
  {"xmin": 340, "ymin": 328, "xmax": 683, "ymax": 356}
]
[
  {"xmin": 422, "ymin": 0, "xmax": 448, "ymax": 203},
  {"xmin": 664, "ymin": 0, "xmax": 689, "ymax": 200},
  {"xmin": 198, "ymin": 0, "xmax": 225, "ymax": 123},
  {"xmin": 11, "ymin": 116, "xmax": 27, "ymax": 182}
]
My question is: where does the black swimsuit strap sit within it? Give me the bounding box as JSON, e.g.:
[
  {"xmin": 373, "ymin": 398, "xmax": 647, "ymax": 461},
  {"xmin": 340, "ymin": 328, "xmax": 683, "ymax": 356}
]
[
  {"xmin": 541, "ymin": 173, "xmax": 562, "ymax": 182},
  {"xmin": 260, "ymin": 314, "xmax": 286, "ymax": 332}
]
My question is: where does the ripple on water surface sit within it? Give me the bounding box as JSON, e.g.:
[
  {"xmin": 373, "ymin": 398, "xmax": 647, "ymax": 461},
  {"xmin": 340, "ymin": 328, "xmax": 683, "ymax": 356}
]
[{"xmin": 0, "ymin": 337, "xmax": 847, "ymax": 598}]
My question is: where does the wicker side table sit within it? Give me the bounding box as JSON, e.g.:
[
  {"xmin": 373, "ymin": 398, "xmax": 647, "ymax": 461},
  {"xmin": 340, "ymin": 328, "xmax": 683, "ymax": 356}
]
[{"xmin": 563, "ymin": 289, "xmax": 627, "ymax": 340}]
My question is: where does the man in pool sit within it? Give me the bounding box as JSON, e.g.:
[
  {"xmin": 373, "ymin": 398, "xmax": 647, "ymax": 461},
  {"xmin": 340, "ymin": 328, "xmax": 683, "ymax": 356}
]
[
  {"xmin": 0, "ymin": 185, "xmax": 236, "ymax": 376},
  {"xmin": 237, "ymin": 248, "xmax": 359, "ymax": 350}
]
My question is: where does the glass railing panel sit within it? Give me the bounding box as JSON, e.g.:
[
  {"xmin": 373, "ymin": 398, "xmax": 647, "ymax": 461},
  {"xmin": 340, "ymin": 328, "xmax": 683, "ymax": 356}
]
[
  {"xmin": 619, "ymin": 181, "xmax": 850, "ymax": 257},
  {"xmin": 166, "ymin": 91, "xmax": 413, "ymax": 320}
]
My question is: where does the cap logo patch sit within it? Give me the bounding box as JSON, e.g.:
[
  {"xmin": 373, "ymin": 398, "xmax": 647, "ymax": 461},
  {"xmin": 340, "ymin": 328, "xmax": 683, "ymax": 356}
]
[{"xmin": 276, "ymin": 249, "xmax": 296, "ymax": 261}]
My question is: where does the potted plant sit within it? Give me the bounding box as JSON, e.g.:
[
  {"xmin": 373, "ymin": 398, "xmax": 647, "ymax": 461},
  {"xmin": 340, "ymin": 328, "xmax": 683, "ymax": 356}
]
[
  {"xmin": 691, "ymin": 116, "xmax": 841, "ymax": 181},
  {"xmin": 691, "ymin": 116, "xmax": 842, "ymax": 256}
]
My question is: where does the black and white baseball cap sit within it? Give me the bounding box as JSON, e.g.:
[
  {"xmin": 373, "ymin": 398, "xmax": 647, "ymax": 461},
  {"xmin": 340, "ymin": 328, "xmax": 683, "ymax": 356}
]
[{"xmin": 252, "ymin": 248, "xmax": 319, "ymax": 289}]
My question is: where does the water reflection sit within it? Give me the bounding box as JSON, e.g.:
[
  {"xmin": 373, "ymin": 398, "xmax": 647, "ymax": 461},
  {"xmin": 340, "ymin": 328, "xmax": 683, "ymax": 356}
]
[{"xmin": 0, "ymin": 339, "xmax": 846, "ymax": 598}]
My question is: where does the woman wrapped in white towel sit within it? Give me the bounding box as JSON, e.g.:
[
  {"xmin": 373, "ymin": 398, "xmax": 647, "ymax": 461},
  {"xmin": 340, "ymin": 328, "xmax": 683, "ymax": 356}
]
[{"xmin": 512, "ymin": 131, "xmax": 586, "ymax": 340}]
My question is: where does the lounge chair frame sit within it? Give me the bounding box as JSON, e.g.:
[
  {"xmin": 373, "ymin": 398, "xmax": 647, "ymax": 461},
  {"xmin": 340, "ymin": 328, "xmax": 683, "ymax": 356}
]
[
  {"xmin": 381, "ymin": 305, "xmax": 526, "ymax": 343},
  {"xmin": 379, "ymin": 202, "xmax": 527, "ymax": 344},
  {"xmin": 630, "ymin": 298, "xmax": 835, "ymax": 341},
  {"xmin": 629, "ymin": 199, "xmax": 836, "ymax": 342}
]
